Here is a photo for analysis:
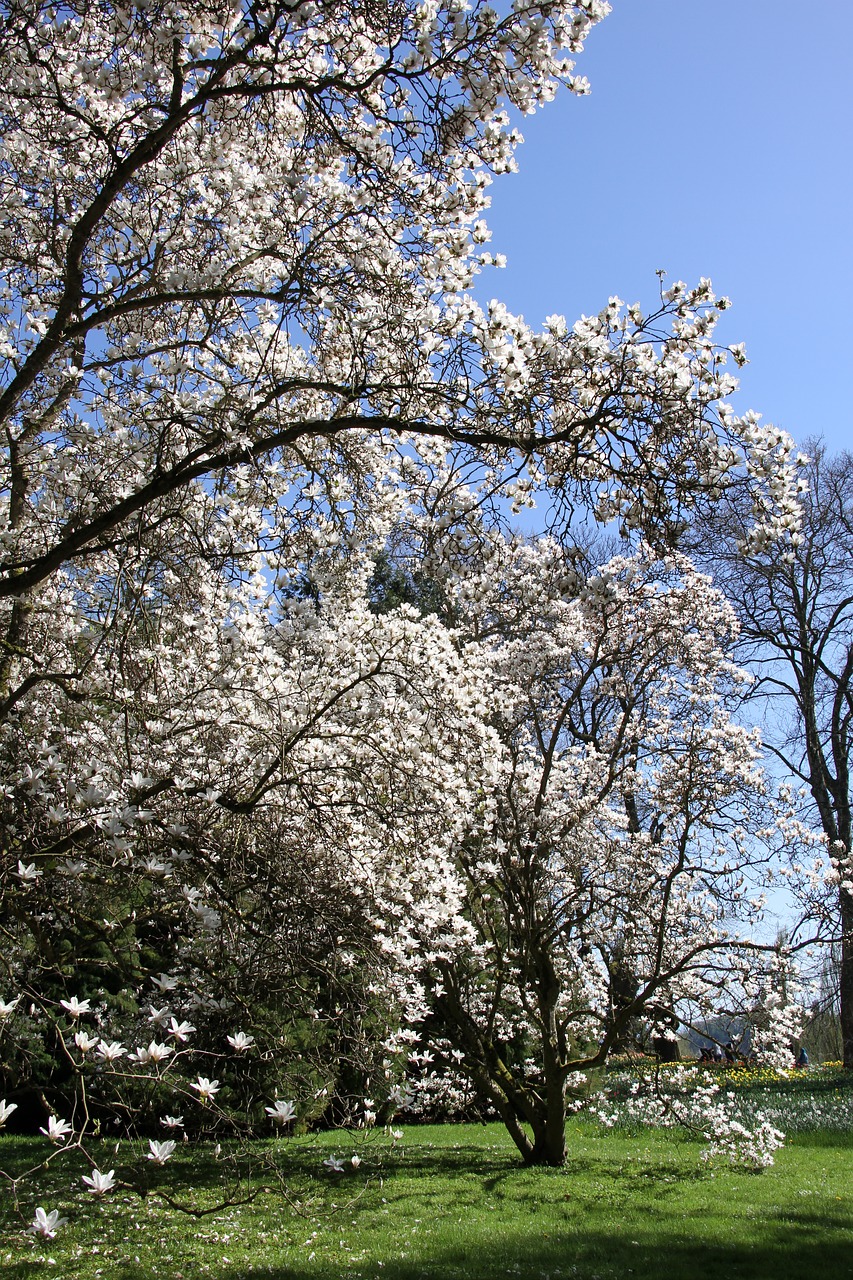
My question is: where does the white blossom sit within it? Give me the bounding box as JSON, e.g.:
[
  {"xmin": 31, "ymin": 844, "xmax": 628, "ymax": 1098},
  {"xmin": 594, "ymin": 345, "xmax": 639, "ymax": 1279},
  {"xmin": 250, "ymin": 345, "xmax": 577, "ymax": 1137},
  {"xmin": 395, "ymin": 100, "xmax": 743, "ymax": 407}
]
[
  {"xmin": 96, "ymin": 1040, "xmax": 126, "ymax": 1064},
  {"xmin": 146, "ymin": 1139, "xmax": 177, "ymax": 1165},
  {"xmin": 82, "ymin": 1168, "xmax": 117, "ymax": 1196},
  {"xmin": 226, "ymin": 1031, "xmax": 255, "ymax": 1052},
  {"xmin": 167, "ymin": 1018, "xmax": 196, "ymax": 1042},
  {"xmin": 191, "ymin": 1077, "xmax": 221, "ymax": 1103},
  {"xmin": 265, "ymin": 1099, "xmax": 297, "ymax": 1125},
  {"xmin": 14, "ymin": 862, "xmax": 41, "ymax": 883},
  {"xmin": 60, "ymin": 997, "xmax": 91, "ymax": 1019},
  {"xmin": 39, "ymin": 1115, "xmax": 73, "ymax": 1144},
  {"xmin": 129, "ymin": 1040, "xmax": 172, "ymax": 1065},
  {"xmin": 30, "ymin": 1207, "xmax": 67, "ymax": 1239}
]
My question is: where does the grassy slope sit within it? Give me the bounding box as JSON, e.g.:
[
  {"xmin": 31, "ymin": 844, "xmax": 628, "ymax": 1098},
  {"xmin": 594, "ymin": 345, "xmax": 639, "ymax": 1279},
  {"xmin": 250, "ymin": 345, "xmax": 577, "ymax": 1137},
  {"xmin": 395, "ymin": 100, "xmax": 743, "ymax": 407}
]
[{"xmin": 1, "ymin": 1121, "xmax": 851, "ymax": 1280}]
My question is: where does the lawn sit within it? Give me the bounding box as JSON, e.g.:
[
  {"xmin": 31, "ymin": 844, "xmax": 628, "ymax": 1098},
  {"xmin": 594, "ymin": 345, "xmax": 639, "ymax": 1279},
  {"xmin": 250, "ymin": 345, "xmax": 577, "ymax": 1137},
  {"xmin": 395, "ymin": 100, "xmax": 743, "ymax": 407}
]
[{"xmin": 2, "ymin": 1115, "xmax": 852, "ymax": 1280}]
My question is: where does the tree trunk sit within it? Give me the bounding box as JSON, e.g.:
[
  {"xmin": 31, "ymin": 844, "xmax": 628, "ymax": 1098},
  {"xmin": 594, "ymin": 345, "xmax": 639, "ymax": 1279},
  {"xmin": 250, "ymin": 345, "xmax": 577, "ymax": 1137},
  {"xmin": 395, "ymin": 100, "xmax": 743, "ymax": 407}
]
[
  {"xmin": 527, "ymin": 1103, "xmax": 567, "ymax": 1166},
  {"xmin": 840, "ymin": 887, "xmax": 853, "ymax": 1069},
  {"xmin": 653, "ymin": 1036, "xmax": 681, "ymax": 1063},
  {"xmin": 526, "ymin": 1047, "xmax": 568, "ymax": 1167}
]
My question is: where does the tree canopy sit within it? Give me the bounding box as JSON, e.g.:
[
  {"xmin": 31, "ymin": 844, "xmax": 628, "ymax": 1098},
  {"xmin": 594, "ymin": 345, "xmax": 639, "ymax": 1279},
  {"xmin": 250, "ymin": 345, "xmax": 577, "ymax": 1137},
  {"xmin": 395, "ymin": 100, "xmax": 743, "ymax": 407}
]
[{"xmin": 0, "ymin": 1, "xmax": 813, "ymax": 1226}]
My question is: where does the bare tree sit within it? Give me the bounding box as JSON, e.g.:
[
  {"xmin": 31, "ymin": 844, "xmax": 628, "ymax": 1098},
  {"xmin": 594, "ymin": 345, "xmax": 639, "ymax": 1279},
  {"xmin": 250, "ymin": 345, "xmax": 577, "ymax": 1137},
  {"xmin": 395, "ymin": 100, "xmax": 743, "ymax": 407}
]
[{"xmin": 697, "ymin": 443, "xmax": 853, "ymax": 1066}]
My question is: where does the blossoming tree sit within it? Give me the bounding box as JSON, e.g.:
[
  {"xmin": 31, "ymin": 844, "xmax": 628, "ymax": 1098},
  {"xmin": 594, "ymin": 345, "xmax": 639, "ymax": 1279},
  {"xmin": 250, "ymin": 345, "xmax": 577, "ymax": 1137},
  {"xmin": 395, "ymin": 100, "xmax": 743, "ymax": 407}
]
[
  {"xmin": 0, "ymin": 0, "xmax": 808, "ymax": 1225},
  {"xmin": 397, "ymin": 535, "xmax": 798, "ymax": 1165}
]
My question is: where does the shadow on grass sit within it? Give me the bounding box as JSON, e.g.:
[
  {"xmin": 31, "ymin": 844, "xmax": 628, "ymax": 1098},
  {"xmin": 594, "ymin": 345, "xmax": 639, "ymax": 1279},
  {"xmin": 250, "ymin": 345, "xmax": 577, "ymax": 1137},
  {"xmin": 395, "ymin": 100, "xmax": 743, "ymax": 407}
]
[
  {"xmin": 96, "ymin": 1218, "xmax": 853, "ymax": 1280},
  {"xmin": 5, "ymin": 1129, "xmax": 851, "ymax": 1280}
]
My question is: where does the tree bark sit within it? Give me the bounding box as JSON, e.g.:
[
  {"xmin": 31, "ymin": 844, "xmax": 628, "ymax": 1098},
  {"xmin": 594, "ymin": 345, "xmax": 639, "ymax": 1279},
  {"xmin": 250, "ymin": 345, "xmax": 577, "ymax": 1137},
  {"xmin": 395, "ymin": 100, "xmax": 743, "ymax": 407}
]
[{"xmin": 840, "ymin": 888, "xmax": 853, "ymax": 1068}]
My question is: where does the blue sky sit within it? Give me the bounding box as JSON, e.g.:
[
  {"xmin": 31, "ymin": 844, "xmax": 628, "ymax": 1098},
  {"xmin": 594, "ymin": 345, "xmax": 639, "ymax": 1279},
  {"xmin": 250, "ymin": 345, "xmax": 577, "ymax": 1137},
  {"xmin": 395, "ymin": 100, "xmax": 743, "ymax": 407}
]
[{"xmin": 476, "ymin": 0, "xmax": 853, "ymax": 455}]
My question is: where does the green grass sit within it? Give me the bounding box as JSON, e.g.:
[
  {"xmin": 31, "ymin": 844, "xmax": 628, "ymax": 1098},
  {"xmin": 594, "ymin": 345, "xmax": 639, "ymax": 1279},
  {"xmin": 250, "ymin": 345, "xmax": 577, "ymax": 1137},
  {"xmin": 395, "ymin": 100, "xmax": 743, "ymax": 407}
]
[{"xmin": 2, "ymin": 1120, "xmax": 852, "ymax": 1279}]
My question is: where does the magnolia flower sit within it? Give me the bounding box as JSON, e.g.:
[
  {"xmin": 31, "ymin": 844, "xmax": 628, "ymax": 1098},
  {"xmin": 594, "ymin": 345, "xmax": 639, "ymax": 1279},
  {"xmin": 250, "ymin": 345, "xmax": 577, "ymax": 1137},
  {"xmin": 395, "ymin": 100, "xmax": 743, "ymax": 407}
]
[
  {"xmin": 96, "ymin": 1039, "xmax": 126, "ymax": 1063},
  {"xmin": 148, "ymin": 1004, "xmax": 172, "ymax": 1026},
  {"xmin": 409, "ymin": 1050, "xmax": 434, "ymax": 1065},
  {"xmin": 140, "ymin": 857, "xmax": 171, "ymax": 875},
  {"xmin": 323, "ymin": 1155, "xmax": 345, "ymax": 1172},
  {"xmin": 82, "ymin": 1168, "xmax": 117, "ymax": 1196},
  {"xmin": 191, "ymin": 1076, "xmax": 220, "ymax": 1102},
  {"xmin": 146, "ymin": 1139, "xmax": 176, "ymax": 1164},
  {"xmin": 168, "ymin": 1017, "xmax": 195, "ymax": 1041},
  {"xmin": 40, "ymin": 1115, "xmax": 73, "ymax": 1143},
  {"xmin": 14, "ymin": 861, "xmax": 41, "ymax": 882},
  {"xmin": 74, "ymin": 1030, "xmax": 98, "ymax": 1052},
  {"xmin": 30, "ymin": 1207, "xmax": 67, "ymax": 1239},
  {"xmin": 151, "ymin": 973, "xmax": 178, "ymax": 992},
  {"xmin": 265, "ymin": 1099, "xmax": 296, "ymax": 1125},
  {"xmin": 227, "ymin": 1031, "xmax": 254, "ymax": 1052},
  {"xmin": 0, "ymin": 995, "xmax": 20, "ymax": 1018},
  {"xmin": 160, "ymin": 1114, "xmax": 184, "ymax": 1129},
  {"xmin": 350, "ymin": 1154, "xmax": 362, "ymax": 1168},
  {"xmin": 0, "ymin": 1099, "xmax": 18, "ymax": 1128},
  {"xmin": 129, "ymin": 1040, "xmax": 172, "ymax": 1065},
  {"xmin": 60, "ymin": 859, "xmax": 87, "ymax": 876},
  {"xmin": 60, "ymin": 996, "xmax": 91, "ymax": 1018},
  {"xmin": 391, "ymin": 1128, "xmax": 404, "ymax": 1141},
  {"xmin": 129, "ymin": 771, "xmax": 156, "ymax": 791}
]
